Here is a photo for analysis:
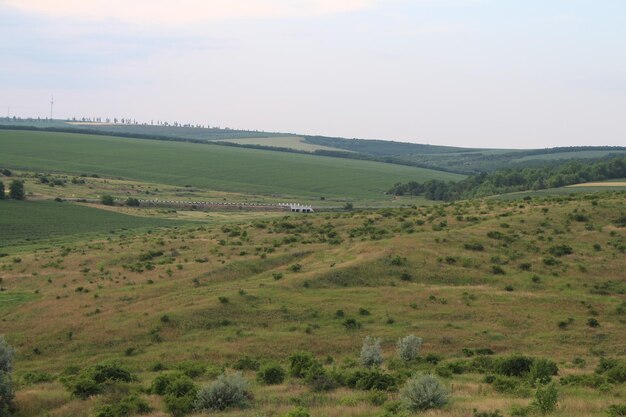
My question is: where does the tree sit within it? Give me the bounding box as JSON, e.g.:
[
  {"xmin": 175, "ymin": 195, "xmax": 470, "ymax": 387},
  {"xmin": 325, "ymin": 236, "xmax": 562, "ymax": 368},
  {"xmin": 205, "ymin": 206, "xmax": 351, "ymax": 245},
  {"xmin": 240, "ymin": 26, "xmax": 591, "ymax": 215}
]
[
  {"xmin": 8, "ymin": 181, "xmax": 24, "ymax": 200},
  {"xmin": 101, "ymin": 195, "xmax": 115, "ymax": 206},
  {"xmin": 0, "ymin": 336, "xmax": 15, "ymax": 417},
  {"xmin": 0, "ymin": 181, "xmax": 4, "ymax": 200},
  {"xmin": 126, "ymin": 197, "xmax": 140, "ymax": 207}
]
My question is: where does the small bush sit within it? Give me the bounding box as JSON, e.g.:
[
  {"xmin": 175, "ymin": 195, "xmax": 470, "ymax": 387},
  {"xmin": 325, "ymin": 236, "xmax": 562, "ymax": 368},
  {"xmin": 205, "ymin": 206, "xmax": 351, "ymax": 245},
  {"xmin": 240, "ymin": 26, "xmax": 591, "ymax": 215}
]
[
  {"xmin": 289, "ymin": 352, "xmax": 318, "ymax": 378},
  {"xmin": 495, "ymin": 355, "xmax": 534, "ymax": 377},
  {"xmin": 94, "ymin": 395, "xmax": 151, "ymax": 417},
  {"xmin": 282, "ymin": 408, "xmax": 310, "ymax": 417},
  {"xmin": 360, "ymin": 336, "xmax": 383, "ymax": 368},
  {"xmin": 548, "ymin": 245, "xmax": 573, "ymax": 257},
  {"xmin": 528, "ymin": 359, "xmax": 558, "ymax": 386},
  {"xmin": 257, "ymin": 363, "xmax": 285, "ymax": 385},
  {"xmin": 194, "ymin": 373, "xmax": 252, "ymax": 411},
  {"xmin": 532, "ymin": 382, "xmax": 558, "ymax": 414},
  {"xmin": 396, "ymin": 335, "xmax": 422, "ymax": 362},
  {"xmin": 347, "ymin": 369, "xmax": 397, "ymax": 391},
  {"xmin": 343, "ymin": 318, "xmax": 361, "ymax": 330},
  {"xmin": 607, "ymin": 404, "xmax": 626, "ymax": 417},
  {"xmin": 233, "ymin": 356, "xmax": 260, "ymax": 371},
  {"xmin": 400, "ymin": 374, "xmax": 449, "ymax": 411},
  {"xmin": 101, "ymin": 195, "xmax": 115, "ymax": 206}
]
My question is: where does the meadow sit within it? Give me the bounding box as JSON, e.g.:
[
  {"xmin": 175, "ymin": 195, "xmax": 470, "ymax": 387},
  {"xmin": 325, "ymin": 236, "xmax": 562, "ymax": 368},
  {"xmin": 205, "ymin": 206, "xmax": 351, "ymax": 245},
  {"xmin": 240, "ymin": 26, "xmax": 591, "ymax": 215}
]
[
  {"xmin": 1, "ymin": 191, "xmax": 625, "ymax": 417},
  {"xmin": 0, "ymin": 130, "xmax": 463, "ymax": 200}
]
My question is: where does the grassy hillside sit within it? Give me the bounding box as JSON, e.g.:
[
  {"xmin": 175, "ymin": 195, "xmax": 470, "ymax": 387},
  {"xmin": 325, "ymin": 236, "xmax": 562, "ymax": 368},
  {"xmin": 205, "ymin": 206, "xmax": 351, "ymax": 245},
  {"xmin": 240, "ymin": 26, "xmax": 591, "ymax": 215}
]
[
  {"xmin": 1, "ymin": 192, "xmax": 625, "ymax": 417},
  {"xmin": 0, "ymin": 130, "xmax": 463, "ymax": 200},
  {"xmin": 0, "ymin": 200, "xmax": 181, "ymax": 248}
]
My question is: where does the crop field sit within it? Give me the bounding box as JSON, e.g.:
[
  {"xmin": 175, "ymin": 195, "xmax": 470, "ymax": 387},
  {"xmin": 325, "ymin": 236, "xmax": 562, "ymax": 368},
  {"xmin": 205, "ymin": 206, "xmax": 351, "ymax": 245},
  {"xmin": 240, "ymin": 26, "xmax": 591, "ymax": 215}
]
[
  {"xmin": 217, "ymin": 136, "xmax": 346, "ymax": 152},
  {"xmin": 0, "ymin": 200, "xmax": 182, "ymax": 248},
  {"xmin": 1, "ymin": 192, "xmax": 625, "ymax": 417},
  {"xmin": 513, "ymin": 150, "xmax": 626, "ymax": 163},
  {"xmin": 0, "ymin": 130, "xmax": 463, "ymax": 200}
]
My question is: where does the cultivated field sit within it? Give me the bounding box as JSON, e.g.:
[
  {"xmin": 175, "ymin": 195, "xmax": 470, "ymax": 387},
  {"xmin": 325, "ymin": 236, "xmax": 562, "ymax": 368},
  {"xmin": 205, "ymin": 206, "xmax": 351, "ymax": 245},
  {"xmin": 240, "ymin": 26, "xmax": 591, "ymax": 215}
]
[{"xmin": 0, "ymin": 130, "xmax": 463, "ymax": 200}]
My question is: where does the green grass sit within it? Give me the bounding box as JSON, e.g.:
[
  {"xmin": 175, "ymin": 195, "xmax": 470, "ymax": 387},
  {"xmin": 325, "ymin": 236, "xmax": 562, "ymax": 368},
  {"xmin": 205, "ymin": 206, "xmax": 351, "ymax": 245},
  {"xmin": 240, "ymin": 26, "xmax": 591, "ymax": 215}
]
[
  {"xmin": 0, "ymin": 200, "xmax": 181, "ymax": 248},
  {"xmin": 0, "ymin": 130, "xmax": 463, "ymax": 199}
]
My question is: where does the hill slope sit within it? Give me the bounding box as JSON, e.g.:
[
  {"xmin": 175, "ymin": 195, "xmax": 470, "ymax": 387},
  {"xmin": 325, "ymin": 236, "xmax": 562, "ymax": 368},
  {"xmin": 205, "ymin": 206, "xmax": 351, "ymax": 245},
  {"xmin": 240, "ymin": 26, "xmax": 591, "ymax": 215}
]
[{"xmin": 0, "ymin": 130, "xmax": 463, "ymax": 200}]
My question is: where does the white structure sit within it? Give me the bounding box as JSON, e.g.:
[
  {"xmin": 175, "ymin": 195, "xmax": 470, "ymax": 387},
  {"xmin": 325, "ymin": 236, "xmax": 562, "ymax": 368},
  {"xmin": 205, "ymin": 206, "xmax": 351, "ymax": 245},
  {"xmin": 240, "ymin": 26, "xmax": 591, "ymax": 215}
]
[{"xmin": 278, "ymin": 203, "xmax": 314, "ymax": 213}]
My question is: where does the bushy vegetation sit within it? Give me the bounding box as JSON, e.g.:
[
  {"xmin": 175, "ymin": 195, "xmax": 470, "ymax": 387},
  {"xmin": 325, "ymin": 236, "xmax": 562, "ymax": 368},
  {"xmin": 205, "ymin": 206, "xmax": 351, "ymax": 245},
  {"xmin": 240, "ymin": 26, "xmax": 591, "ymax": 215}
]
[
  {"xmin": 360, "ymin": 336, "xmax": 383, "ymax": 368},
  {"xmin": 0, "ymin": 337, "xmax": 14, "ymax": 417},
  {"xmin": 400, "ymin": 374, "xmax": 449, "ymax": 411},
  {"xmin": 193, "ymin": 373, "xmax": 252, "ymax": 411},
  {"xmin": 61, "ymin": 361, "xmax": 134, "ymax": 399},
  {"xmin": 397, "ymin": 335, "xmax": 422, "ymax": 362},
  {"xmin": 389, "ymin": 156, "xmax": 626, "ymax": 200},
  {"xmin": 256, "ymin": 363, "xmax": 286, "ymax": 385}
]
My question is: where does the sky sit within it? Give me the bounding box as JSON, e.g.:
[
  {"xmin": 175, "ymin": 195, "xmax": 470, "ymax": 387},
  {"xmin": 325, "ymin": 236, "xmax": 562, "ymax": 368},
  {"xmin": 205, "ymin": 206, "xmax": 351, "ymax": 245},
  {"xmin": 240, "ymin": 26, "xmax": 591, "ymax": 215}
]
[{"xmin": 1, "ymin": 0, "xmax": 625, "ymax": 148}]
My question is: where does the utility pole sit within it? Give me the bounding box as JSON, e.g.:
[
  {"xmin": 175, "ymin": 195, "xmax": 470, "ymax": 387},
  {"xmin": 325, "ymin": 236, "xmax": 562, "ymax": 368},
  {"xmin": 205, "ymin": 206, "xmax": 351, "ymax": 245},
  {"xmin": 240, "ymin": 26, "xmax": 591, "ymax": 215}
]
[{"xmin": 50, "ymin": 94, "xmax": 54, "ymax": 119}]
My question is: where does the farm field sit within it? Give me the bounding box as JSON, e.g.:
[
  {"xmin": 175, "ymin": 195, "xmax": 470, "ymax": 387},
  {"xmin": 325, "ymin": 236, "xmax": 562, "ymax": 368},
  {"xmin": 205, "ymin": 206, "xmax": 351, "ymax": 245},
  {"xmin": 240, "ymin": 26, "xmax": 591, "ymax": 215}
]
[
  {"xmin": 1, "ymin": 192, "xmax": 625, "ymax": 417},
  {"xmin": 0, "ymin": 130, "xmax": 464, "ymax": 200},
  {"xmin": 217, "ymin": 136, "xmax": 346, "ymax": 152},
  {"xmin": 0, "ymin": 200, "xmax": 182, "ymax": 248},
  {"xmin": 513, "ymin": 150, "xmax": 626, "ymax": 163}
]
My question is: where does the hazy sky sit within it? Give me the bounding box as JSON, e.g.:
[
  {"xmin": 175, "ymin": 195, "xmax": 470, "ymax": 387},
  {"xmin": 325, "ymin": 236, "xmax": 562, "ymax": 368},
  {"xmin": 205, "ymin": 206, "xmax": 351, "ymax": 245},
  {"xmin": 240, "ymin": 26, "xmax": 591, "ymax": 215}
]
[{"xmin": 1, "ymin": 0, "xmax": 625, "ymax": 148}]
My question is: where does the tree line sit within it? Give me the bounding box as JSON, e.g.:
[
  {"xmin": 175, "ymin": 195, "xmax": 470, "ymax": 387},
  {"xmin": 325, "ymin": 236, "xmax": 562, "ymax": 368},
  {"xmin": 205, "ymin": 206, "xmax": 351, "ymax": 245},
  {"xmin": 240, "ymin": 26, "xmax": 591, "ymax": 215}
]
[{"xmin": 388, "ymin": 156, "xmax": 626, "ymax": 201}]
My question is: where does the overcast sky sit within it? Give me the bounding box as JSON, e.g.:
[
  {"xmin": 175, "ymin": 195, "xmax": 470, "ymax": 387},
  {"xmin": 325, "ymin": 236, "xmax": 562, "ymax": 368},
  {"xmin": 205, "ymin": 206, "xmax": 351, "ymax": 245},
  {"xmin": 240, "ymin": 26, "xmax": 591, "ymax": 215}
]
[{"xmin": 1, "ymin": 0, "xmax": 625, "ymax": 148}]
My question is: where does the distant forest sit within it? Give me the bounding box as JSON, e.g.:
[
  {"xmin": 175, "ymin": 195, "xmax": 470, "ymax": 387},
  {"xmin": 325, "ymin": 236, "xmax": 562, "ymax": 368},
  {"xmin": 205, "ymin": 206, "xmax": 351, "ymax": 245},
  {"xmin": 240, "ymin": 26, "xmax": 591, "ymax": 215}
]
[{"xmin": 388, "ymin": 156, "xmax": 626, "ymax": 201}]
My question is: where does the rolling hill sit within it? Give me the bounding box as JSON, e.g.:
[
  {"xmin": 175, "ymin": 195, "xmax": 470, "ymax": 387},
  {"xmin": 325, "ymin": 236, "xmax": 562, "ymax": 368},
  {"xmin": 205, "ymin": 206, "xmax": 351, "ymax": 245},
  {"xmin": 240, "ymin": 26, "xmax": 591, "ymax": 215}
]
[{"xmin": 0, "ymin": 130, "xmax": 463, "ymax": 200}]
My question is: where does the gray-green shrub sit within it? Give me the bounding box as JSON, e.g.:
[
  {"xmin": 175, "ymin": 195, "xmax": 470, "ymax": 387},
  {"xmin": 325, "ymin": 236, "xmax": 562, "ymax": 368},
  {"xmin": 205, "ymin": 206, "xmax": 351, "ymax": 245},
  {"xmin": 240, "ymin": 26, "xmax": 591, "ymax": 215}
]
[
  {"xmin": 396, "ymin": 335, "xmax": 422, "ymax": 362},
  {"xmin": 400, "ymin": 374, "xmax": 449, "ymax": 411},
  {"xmin": 194, "ymin": 373, "xmax": 252, "ymax": 411},
  {"xmin": 361, "ymin": 336, "xmax": 383, "ymax": 368}
]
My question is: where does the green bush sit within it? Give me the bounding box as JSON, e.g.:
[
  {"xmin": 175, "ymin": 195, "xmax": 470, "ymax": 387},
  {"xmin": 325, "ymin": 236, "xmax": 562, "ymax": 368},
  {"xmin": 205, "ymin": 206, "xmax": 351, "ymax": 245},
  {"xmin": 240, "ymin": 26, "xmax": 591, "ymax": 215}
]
[
  {"xmin": 63, "ymin": 361, "xmax": 134, "ymax": 399},
  {"xmin": 528, "ymin": 359, "xmax": 558, "ymax": 385},
  {"xmin": 233, "ymin": 356, "xmax": 260, "ymax": 371},
  {"xmin": 400, "ymin": 374, "xmax": 449, "ymax": 411},
  {"xmin": 101, "ymin": 195, "xmax": 115, "ymax": 206},
  {"xmin": 150, "ymin": 372, "xmax": 197, "ymax": 416},
  {"xmin": 495, "ymin": 355, "xmax": 534, "ymax": 377},
  {"xmin": 347, "ymin": 369, "xmax": 397, "ymax": 391},
  {"xmin": 257, "ymin": 363, "xmax": 286, "ymax": 385},
  {"xmin": 193, "ymin": 373, "xmax": 252, "ymax": 411},
  {"xmin": 607, "ymin": 404, "xmax": 626, "ymax": 417},
  {"xmin": 175, "ymin": 361, "xmax": 206, "ymax": 379},
  {"xmin": 289, "ymin": 352, "xmax": 318, "ymax": 378},
  {"xmin": 532, "ymin": 382, "xmax": 558, "ymax": 414},
  {"xmin": 282, "ymin": 408, "xmax": 310, "ymax": 417},
  {"xmin": 94, "ymin": 395, "xmax": 151, "ymax": 417}
]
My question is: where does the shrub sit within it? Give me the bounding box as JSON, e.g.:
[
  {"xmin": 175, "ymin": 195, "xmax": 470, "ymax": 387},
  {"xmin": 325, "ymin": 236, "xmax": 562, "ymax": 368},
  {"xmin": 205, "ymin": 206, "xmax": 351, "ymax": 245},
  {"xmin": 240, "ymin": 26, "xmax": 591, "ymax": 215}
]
[
  {"xmin": 62, "ymin": 360, "xmax": 134, "ymax": 399},
  {"xmin": 176, "ymin": 361, "xmax": 206, "ymax": 379},
  {"xmin": 101, "ymin": 195, "xmax": 115, "ymax": 206},
  {"xmin": 8, "ymin": 180, "xmax": 25, "ymax": 200},
  {"xmin": 257, "ymin": 363, "xmax": 285, "ymax": 385},
  {"xmin": 0, "ymin": 370, "xmax": 14, "ymax": 417},
  {"xmin": 528, "ymin": 359, "xmax": 558, "ymax": 385},
  {"xmin": 0, "ymin": 180, "xmax": 4, "ymax": 200},
  {"xmin": 150, "ymin": 372, "xmax": 197, "ymax": 416},
  {"xmin": 400, "ymin": 374, "xmax": 449, "ymax": 411},
  {"xmin": 94, "ymin": 395, "xmax": 151, "ymax": 417},
  {"xmin": 347, "ymin": 369, "xmax": 397, "ymax": 391},
  {"xmin": 233, "ymin": 356, "xmax": 260, "ymax": 371},
  {"xmin": 282, "ymin": 408, "xmax": 310, "ymax": 417},
  {"xmin": 473, "ymin": 410, "xmax": 504, "ymax": 417},
  {"xmin": 0, "ymin": 337, "xmax": 14, "ymax": 374},
  {"xmin": 532, "ymin": 382, "xmax": 558, "ymax": 414},
  {"xmin": 495, "ymin": 355, "xmax": 534, "ymax": 377},
  {"xmin": 607, "ymin": 404, "xmax": 626, "ymax": 417},
  {"xmin": 396, "ymin": 335, "xmax": 422, "ymax": 362},
  {"xmin": 548, "ymin": 245, "xmax": 573, "ymax": 257},
  {"xmin": 343, "ymin": 318, "xmax": 361, "ymax": 330},
  {"xmin": 193, "ymin": 373, "xmax": 252, "ymax": 411},
  {"xmin": 491, "ymin": 375, "xmax": 532, "ymax": 396},
  {"xmin": 361, "ymin": 336, "xmax": 383, "ymax": 368},
  {"xmin": 587, "ymin": 318, "xmax": 600, "ymax": 328},
  {"xmin": 305, "ymin": 363, "xmax": 337, "ymax": 392},
  {"xmin": 289, "ymin": 352, "xmax": 318, "ymax": 378},
  {"xmin": 125, "ymin": 197, "xmax": 140, "ymax": 207}
]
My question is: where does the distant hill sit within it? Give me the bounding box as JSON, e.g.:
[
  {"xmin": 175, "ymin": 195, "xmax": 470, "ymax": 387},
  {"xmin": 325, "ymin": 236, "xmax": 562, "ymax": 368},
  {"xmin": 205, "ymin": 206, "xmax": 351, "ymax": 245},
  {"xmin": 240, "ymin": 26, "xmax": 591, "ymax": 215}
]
[{"xmin": 2, "ymin": 117, "xmax": 624, "ymax": 174}]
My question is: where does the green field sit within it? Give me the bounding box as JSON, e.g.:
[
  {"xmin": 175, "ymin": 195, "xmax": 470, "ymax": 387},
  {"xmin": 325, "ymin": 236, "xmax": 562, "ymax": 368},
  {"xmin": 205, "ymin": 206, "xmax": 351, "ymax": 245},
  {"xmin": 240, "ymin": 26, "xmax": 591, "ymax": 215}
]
[
  {"xmin": 0, "ymin": 200, "xmax": 181, "ymax": 248},
  {"xmin": 0, "ymin": 130, "xmax": 463, "ymax": 199},
  {"xmin": 513, "ymin": 150, "xmax": 626, "ymax": 162}
]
